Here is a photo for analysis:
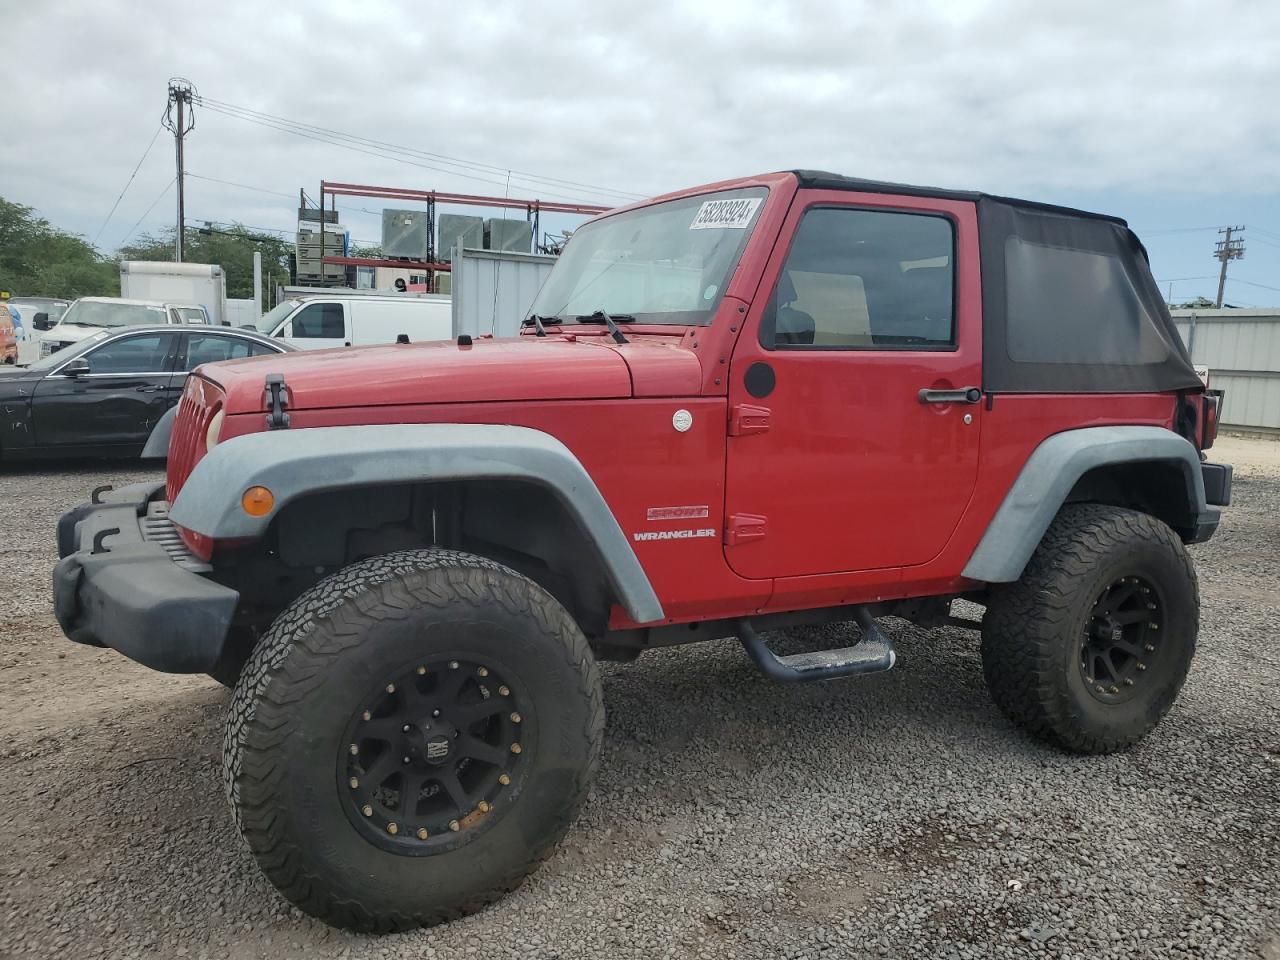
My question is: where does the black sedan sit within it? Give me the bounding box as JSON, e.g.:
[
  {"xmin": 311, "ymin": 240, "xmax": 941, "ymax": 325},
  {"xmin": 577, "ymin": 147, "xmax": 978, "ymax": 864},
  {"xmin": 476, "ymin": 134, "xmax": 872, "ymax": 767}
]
[{"xmin": 0, "ymin": 325, "xmax": 292, "ymax": 462}]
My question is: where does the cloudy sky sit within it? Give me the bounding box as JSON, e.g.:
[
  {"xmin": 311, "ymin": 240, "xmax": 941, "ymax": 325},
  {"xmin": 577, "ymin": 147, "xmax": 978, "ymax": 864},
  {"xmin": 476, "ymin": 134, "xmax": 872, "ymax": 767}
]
[{"xmin": 3, "ymin": 0, "xmax": 1279, "ymax": 304}]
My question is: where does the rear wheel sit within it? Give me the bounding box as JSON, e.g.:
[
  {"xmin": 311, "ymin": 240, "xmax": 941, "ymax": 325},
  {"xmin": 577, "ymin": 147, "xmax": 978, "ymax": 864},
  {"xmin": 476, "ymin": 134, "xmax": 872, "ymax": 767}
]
[
  {"xmin": 981, "ymin": 504, "xmax": 1198, "ymax": 753},
  {"xmin": 222, "ymin": 549, "xmax": 603, "ymax": 931}
]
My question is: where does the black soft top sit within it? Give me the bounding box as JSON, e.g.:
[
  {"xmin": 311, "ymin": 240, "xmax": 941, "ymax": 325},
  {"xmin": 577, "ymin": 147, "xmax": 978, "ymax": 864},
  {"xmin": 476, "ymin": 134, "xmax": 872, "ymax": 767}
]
[
  {"xmin": 792, "ymin": 169, "xmax": 1128, "ymax": 226},
  {"xmin": 789, "ymin": 169, "xmax": 1199, "ymax": 395}
]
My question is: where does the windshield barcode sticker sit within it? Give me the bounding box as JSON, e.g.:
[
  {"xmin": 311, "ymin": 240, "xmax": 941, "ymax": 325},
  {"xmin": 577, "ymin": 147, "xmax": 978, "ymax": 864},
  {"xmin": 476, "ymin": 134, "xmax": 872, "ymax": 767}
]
[{"xmin": 689, "ymin": 197, "xmax": 762, "ymax": 230}]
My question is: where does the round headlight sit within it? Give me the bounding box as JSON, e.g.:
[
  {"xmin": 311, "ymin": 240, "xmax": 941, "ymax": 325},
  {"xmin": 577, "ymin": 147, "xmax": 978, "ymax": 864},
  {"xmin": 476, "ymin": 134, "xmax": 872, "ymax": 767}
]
[{"xmin": 205, "ymin": 409, "xmax": 225, "ymax": 453}]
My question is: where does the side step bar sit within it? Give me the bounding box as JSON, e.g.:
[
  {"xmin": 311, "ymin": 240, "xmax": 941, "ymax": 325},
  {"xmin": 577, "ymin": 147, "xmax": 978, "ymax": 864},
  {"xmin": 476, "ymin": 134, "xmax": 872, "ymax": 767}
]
[{"xmin": 736, "ymin": 607, "xmax": 896, "ymax": 683}]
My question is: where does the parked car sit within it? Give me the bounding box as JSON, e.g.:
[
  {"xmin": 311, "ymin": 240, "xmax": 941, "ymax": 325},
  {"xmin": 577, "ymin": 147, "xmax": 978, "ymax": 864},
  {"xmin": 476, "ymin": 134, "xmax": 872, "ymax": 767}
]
[
  {"xmin": 0, "ymin": 325, "xmax": 290, "ymax": 461},
  {"xmin": 53, "ymin": 170, "xmax": 1228, "ymax": 931},
  {"xmin": 254, "ymin": 294, "xmax": 452, "ymax": 349},
  {"xmin": 0, "ymin": 307, "xmax": 16, "ymax": 364},
  {"xmin": 37, "ymin": 296, "xmax": 212, "ymax": 357}
]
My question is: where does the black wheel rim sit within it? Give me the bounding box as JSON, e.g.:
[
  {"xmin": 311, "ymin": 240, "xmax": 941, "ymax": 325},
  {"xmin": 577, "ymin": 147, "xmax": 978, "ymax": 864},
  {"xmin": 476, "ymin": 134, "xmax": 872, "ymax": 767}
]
[
  {"xmin": 338, "ymin": 656, "xmax": 529, "ymax": 854},
  {"xmin": 1079, "ymin": 575, "xmax": 1164, "ymax": 705}
]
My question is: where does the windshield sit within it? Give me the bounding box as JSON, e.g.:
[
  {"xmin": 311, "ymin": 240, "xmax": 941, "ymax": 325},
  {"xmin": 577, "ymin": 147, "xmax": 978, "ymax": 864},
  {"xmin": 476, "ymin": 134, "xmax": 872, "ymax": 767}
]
[
  {"xmin": 256, "ymin": 299, "xmax": 302, "ymax": 334},
  {"xmin": 9, "ymin": 300, "xmax": 69, "ymax": 321},
  {"xmin": 59, "ymin": 300, "xmax": 167, "ymax": 329},
  {"xmin": 528, "ymin": 187, "xmax": 767, "ymax": 326},
  {"xmin": 24, "ymin": 330, "xmax": 112, "ymax": 371}
]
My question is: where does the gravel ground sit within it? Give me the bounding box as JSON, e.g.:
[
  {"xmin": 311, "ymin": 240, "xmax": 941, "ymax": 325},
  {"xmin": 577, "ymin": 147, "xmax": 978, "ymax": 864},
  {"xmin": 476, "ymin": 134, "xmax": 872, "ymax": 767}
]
[{"xmin": 2, "ymin": 436, "xmax": 1277, "ymax": 959}]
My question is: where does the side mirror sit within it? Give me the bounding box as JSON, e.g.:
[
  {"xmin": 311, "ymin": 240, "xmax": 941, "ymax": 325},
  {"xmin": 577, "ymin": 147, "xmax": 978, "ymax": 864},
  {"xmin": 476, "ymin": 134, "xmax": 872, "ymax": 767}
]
[
  {"xmin": 61, "ymin": 358, "xmax": 91, "ymax": 378},
  {"xmin": 32, "ymin": 312, "xmax": 51, "ymax": 331}
]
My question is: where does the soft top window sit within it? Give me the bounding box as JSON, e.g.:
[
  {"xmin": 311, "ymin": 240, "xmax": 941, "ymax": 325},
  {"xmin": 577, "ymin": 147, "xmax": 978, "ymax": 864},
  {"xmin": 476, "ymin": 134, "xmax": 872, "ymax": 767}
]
[{"xmin": 979, "ymin": 200, "xmax": 1200, "ymax": 394}]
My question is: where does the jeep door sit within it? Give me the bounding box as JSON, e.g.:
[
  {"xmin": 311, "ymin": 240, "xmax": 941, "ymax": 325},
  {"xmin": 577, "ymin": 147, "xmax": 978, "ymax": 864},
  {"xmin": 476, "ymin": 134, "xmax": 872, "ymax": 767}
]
[{"xmin": 723, "ymin": 191, "xmax": 983, "ymax": 578}]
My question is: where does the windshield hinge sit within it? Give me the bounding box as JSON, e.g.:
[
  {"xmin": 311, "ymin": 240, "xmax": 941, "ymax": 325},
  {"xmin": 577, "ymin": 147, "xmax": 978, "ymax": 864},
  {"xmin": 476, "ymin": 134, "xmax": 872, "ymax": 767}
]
[
  {"xmin": 264, "ymin": 373, "xmax": 290, "ymax": 430},
  {"xmin": 728, "ymin": 403, "xmax": 771, "ymax": 437}
]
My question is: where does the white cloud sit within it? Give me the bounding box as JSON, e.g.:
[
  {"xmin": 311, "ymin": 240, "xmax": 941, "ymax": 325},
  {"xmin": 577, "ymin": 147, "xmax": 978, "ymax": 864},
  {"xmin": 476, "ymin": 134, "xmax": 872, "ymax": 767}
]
[{"xmin": 1, "ymin": 0, "xmax": 1276, "ymax": 251}]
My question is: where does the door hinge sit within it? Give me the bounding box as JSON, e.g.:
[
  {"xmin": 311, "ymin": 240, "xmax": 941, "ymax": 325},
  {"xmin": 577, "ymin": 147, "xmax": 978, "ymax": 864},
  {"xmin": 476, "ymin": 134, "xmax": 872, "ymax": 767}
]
[
  {"xmin": 728, "ymin": 403, "xmax": 771, "ymax": 436},
  {"xmin": 725, "ymin": 513, "xmax": 768, "ymax": 546}
]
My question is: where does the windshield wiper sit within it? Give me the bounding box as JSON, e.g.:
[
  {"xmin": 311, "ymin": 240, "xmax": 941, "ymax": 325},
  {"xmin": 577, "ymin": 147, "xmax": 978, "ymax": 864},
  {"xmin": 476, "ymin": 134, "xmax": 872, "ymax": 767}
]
[
  {"xmin": 575, "ymin": 310, "xmax": 631, "ymax": 344},
  {"xmin": 522, "ymin": 314, "xmax": 562, "ymax": 338}
]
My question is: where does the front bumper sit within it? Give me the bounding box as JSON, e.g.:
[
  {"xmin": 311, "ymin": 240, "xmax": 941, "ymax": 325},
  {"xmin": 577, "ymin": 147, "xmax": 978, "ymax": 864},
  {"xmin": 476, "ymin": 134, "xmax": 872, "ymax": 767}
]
[{"xmin": 53, "ymin": 482, "xmax": 239, "ymax": 673}]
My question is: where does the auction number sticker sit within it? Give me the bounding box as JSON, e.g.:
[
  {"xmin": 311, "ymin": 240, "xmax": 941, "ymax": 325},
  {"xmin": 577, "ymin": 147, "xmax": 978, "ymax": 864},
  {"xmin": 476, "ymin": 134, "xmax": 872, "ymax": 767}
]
[{"xmin": 689, "ymin": 197, "xmax": 762, "ymax": 230}]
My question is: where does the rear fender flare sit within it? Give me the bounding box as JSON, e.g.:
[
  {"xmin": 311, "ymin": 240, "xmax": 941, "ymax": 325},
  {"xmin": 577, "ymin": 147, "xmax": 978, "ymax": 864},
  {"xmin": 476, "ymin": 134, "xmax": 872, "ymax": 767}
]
[
  {"xmin": 168, "ymin": 423, "xmax": 665, "ymax": 624},
  {"xmin": 962, "ymin": 425, "xmax": 1211, "ymax": 583}
]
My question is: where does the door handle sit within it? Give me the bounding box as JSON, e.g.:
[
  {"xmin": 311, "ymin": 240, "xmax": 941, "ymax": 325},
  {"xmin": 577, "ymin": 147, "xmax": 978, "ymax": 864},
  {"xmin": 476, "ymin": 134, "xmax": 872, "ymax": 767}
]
[
  {"xmin": 135, "ymin": 385, "xmax": 160, "ymax": 393},
  {"xmin": 918, "ymin": 387, "xmax": 981, "ymax": 404}
]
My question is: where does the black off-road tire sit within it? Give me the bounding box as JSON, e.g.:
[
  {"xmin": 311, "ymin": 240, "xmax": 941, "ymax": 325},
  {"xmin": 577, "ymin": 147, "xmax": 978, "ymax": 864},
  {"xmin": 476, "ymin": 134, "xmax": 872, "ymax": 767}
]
[
  {"xmin": 981, "ymin": 504, "xmax": 1198, "ymax": 754},
  {"xmin": 221, "ymin": 549, "xmax": 604, "ymax": 931}
]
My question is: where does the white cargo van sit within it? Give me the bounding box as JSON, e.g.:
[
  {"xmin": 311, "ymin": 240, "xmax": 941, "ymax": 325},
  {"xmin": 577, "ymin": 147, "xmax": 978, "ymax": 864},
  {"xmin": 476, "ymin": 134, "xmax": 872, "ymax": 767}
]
[{"xmin": 253, "ymin": 294, "xmax": 452, "ymax": 349}]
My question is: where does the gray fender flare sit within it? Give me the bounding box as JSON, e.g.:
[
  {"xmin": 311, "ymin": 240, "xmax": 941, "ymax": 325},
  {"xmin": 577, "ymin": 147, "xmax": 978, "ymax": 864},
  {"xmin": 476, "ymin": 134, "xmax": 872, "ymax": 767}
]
[
  {"xmin": 141, "ymin": 405, "xmax": 179, "ymax": 458},
  {"xmin": 962, "ymin": 425, "xmax": 1211, "ymax": 584},
  {"xmin": 168, "ymin": 423, "xmax": 664, "ymax": 624}
]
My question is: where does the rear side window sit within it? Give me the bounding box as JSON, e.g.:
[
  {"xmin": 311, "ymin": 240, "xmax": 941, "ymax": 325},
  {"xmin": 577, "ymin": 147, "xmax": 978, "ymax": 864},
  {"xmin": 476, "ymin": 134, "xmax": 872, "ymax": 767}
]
[
  {"xmin": 763, "ymin": 208, "xmax": 955, "ymax": 349},
  {"xmin": 182, "ymin": 334, "xmax": 257, "ymax": 371},
  {"xmin": 291, "ymin": 303, "xmax": 345, "ymax": 338},
  {"xmin": 1004, "ymin": 238, "xmax": 1169, "ymax": 364}
]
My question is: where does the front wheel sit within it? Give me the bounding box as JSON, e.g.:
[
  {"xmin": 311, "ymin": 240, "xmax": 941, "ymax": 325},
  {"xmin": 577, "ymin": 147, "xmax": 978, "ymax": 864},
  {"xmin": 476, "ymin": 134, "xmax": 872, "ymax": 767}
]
[
  {"xmin": 981, "ymin": 504, "xmax": 1198, "ymax": 754},
  {"xmin": 222, "ymin": 549, "xmax": 603, "ymax": 931}
]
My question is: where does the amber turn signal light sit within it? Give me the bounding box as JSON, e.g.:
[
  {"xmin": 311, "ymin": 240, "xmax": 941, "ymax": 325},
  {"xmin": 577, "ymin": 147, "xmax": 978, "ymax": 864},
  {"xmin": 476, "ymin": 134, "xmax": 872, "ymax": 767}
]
[{"xmin": 241, "ymin": 486, "xmax": 275, "ymax": 517}]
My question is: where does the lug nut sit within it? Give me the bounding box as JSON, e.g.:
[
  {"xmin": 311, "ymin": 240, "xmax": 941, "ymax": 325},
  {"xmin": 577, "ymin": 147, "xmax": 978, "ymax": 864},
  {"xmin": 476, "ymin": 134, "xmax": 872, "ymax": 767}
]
[
  {"xmin": 1145, "ymin": 644, "xmax": 1155, "ymax": 652},
  {"xmin": 417, "ymin": 666, "xmax": 427, "ymax": 675},
  {"xmin": 417, "ymin": 827, "xmax": 429, "ymax": 840},
  {"xmin": 403, "ymin": 724, "xmax": 411, "ymax": 733},
  {"xmin": 362, "ymin": 710, "xmax": 372, "ymax": 721},
  {"xmin": 1110, "ymin": 686, "xmax": 1119, "ymax": 694},
  {"xmin": 349, "ymin": 777, "xmax": 359, "ymax": 789},
  {"xmin": 387, "ymin": 822, "xmax": 398, "ymax": 835},
  {"xmin": 510, "ymin": 743, "xmax": 522, "ymax": 754},
  {"xmin": 499, "ymin": 773, "xmax": 511, "ymax": 786},
  {"xmin": 349, "ymin": 743, "xmax": 359, "ymax": 755},
  {"xmin": 499, "ymin": 685, "xmax": 510, "ymax": 697},
  {"xmin": 1150, "ymin": 624, "xmax": 1159, "ymax": 631},
  {"xmin": 1095, "ymin": 685, "xmax": 1105, "ymax": 693},
  {"xmin": 510, "ymin": 712, "xmax": 522, "ymax": 724},
  {"xmin": 1124, "ymin": 679, "xmax": 1134, "ymax": 686},
  {"xmin": 478, "ymin": 801, "xmax": 491, "ymax": 813},
  {"xmin": 1137, "ymin": 662, "xmax": 1147, "ymax": 671},
  {"xmin": 449, "ymin": 661, "xmax": 459, "ymax": 670},
  {"xmin": 362, "ymin": 804, "xmax": 373, "ymax": 817},
  {"xmin": 477, "ymin": 666, "xmax": 489, "ymax": 677},
  {"xmin": 386, "ymin": 683, "xmax": 396, "ymax": 694},
  {"xmin": 432, "ymin": 709, "xmax": 441, "ymax": 717},
  {"xmin": 403, "ymin": 756, "xmax": 411, "ymax": 764},
  {"xmin": 449, "ymin": 820, "xmax": 460, "ymax": 832}
]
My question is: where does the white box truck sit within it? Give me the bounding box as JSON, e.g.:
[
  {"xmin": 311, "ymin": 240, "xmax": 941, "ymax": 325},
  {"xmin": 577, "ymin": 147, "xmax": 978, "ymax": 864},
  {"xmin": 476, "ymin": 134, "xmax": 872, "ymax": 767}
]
[{"xmin": 119, "ymin": 261, "xmax": 228, "ymax": 325}]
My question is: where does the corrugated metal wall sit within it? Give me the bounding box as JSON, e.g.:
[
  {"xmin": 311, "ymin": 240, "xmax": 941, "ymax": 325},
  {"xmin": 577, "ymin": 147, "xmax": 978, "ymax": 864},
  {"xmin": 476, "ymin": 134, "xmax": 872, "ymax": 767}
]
[
  {"xmin": 1171, "ymin": 309, "xmax": 1280, "ymax": 431},
  {"xmin": 451, "ymin": 245, "xmax": 556, "ymax": 339}
]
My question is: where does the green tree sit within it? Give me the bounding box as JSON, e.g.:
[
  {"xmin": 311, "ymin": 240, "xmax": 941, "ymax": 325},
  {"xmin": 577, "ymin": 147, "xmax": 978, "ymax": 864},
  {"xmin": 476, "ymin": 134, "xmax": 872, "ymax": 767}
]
[
  {"xmin": 119, "ymin": 225, "xmax": 294, "ymax": 300},
  {"xmin": 350, "ymin": 242, "xmax": 383, "ymax": 260},
  {"xmin": 0, "ymin": 197, "xmax": 119, "ymax": 298}
]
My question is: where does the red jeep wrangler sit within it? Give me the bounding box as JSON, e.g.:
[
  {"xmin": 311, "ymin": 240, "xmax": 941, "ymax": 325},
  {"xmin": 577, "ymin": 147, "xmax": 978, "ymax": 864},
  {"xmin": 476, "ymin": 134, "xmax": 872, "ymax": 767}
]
[{"xmin": 54, "ymin": 171, "xmax": 1231, "ymax": 931}]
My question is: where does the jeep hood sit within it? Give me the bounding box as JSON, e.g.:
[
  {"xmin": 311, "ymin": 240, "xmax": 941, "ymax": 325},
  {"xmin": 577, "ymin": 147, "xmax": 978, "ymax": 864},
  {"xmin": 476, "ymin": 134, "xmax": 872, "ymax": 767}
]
[{"xmin": 201, "ymin": 334, "xmax": 702, "ymax": 413}]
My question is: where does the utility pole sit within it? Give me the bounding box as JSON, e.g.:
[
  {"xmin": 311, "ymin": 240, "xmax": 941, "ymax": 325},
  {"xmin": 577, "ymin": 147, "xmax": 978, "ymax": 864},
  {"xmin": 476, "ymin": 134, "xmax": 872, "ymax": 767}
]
[
  {"xmin": 1213, "ymin": 225, "xmax": 1245, "ymax": 309},
  {"xmin": 163, "ymin": 79, "xmax": 196, "ymax": 262}
]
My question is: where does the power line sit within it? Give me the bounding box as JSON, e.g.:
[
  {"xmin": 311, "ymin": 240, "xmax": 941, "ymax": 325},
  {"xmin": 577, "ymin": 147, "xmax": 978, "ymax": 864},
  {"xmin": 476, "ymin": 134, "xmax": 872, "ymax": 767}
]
[
  {"xmin": 1139, "ymin": 226, "xmax": 1219, "ymax": 235},
  {"xmin": 186, "ymin": 172, "xmax": 295, "ymax": 199},
  {"xmin": 195, "ymin": 94, "xmax": 645, "ymax": 201},
  {"xmin": 118, "ymin": 177, "xmax": 177, "ymax": 248},
  {"xmin": 1227, "ymin": 277, "xmax": 1280, "ymax": 294},
  {"xmin": 92, "ymin": 125, "xmax": 164, "ymax": 246},
  {"xmin": 192, "ymin": 95, "xmax": 643, "ymax": 205}
]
